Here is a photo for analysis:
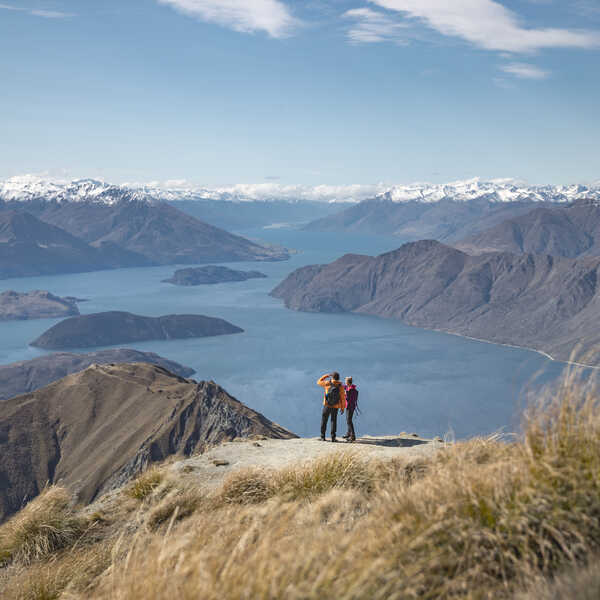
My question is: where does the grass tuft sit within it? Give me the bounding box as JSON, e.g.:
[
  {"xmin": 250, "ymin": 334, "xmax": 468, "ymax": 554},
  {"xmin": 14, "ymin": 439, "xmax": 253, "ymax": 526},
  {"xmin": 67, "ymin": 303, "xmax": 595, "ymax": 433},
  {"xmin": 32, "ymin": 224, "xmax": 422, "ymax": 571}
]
[
  {"xmin": 126, "ymin": 468, "xmax": 164, "ymax": 500},
  {"xmin": 0, "ymin": 487, "xmax": 83, "ymax": 565}
]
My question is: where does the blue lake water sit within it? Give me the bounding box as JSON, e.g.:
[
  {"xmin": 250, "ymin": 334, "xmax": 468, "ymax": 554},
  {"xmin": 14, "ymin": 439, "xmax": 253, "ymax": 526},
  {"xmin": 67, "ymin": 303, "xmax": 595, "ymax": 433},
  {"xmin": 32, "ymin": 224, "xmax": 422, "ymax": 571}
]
[{"xmin": 0, "ymin": 228, "xmax": 565, "ymax": 439}]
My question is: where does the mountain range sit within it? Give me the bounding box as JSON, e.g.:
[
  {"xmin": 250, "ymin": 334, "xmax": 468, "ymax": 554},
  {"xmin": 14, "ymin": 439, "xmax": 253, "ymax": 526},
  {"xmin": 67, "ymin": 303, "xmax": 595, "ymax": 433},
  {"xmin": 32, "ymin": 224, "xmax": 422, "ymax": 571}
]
[
  {"xmin": 271, "ymin": 240, "xmax": 600, "ymax": 364},
  {"xmin": 3, "ymin": 175, "xmax": 598, "ymax": 205},
  {"xmin": 304, "ymin": 179, "xmax": 600, "ymax": 241}
]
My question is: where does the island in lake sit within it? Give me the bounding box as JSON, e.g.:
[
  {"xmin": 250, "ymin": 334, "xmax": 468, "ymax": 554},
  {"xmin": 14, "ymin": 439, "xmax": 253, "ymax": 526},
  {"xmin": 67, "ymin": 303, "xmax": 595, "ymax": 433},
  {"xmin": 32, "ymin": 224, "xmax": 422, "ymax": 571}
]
[
  {"xmin": 163, "ymin": 265, "xmax": 267, "ymax": 286},
  {"xmin": 31, "ymin": 311, "xmax": 244, "ymax": 350},
  {"xmin": 0, "ymin": 290, "xmax": 81, "ymax": 320}
]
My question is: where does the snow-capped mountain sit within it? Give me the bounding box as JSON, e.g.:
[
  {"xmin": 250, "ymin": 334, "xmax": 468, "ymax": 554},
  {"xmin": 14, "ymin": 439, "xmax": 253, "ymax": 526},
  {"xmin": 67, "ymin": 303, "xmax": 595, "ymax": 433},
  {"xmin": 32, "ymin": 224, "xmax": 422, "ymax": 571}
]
[
  {"xmin": 0, "ymin": 175, "xmax": 158, "ymax": 205},
  {"xmin": 1, "ymin": 175, "xmax": 598, "ymax": 205},
  {"xmin": 380, "ymin": 178, "xmax": 600, "ymax": 204}
]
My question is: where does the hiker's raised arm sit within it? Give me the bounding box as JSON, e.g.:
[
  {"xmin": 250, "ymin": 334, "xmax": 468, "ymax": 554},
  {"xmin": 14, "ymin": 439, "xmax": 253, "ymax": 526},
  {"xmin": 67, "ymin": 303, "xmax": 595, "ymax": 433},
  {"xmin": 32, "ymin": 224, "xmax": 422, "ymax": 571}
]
[{"xmin": 317, "ymin": 374, "xmax": 331, "ymax": 386}]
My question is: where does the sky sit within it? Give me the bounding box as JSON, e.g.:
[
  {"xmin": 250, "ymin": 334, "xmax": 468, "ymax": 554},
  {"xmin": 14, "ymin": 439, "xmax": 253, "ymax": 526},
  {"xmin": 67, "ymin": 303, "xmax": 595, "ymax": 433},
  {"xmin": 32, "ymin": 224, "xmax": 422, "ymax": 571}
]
[{"xmin": 0, "ymin": 0, "xmax": 599, "ymax": 186}]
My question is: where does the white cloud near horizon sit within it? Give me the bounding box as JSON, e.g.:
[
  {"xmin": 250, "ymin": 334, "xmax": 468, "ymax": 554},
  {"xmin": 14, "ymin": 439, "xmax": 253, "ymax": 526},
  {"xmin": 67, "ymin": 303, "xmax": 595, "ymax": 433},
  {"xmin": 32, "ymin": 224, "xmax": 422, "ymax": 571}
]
[
  {"xmin": 501, "ymin": 62, "xmax": 549, "ymax": 79},
  {"xmin": 157, "ymin": 0, "xmax": 297, "ymax": 38},
  {"xmin": 0, "ymin": 3, "xmax": 73, "ymax": 18},
  {"xmin": 344, "ymin": 8, "xmax": 410, "ymax": 44},
  {"xmin": 368, "ymin": 0, "xmax": 600, "ymax": 53}
]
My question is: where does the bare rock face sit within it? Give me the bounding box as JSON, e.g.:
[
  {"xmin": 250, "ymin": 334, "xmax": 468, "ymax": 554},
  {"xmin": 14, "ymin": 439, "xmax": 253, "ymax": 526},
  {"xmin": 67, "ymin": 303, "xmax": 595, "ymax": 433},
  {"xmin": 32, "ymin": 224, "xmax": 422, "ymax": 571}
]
[
  {"xmin": 30, "ymin": 311, "xmax": 244, "ymax": 350},
  {"xmin": 271, "ymin": 240, "xmax": 600, "ymax": 363},
  {"xmin": 0, "ymin": 349, "xmax": 195, "ymax": 401},
  {"xmin": 0, "ymin": 362, "xmax": 296, "ymax": 521},
  {"xmin": 163, "ymin": 265, "xmax": 267, "ymax": 286},
  {"xmin": 0, "ymin": 290, "xmax": 80, "ymax": 320}
]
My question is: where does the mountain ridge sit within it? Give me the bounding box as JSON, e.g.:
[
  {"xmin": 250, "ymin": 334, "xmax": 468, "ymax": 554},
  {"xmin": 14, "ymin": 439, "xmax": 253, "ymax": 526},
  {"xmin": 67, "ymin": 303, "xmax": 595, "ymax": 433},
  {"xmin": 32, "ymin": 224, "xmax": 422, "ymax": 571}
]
[
  {"xmin": 0, "ymin": 362, "xmax": 296, "ymax": 521},
  {"xmin": 457, "ymin": 199, "xmax": 600, "ymax": 257}
]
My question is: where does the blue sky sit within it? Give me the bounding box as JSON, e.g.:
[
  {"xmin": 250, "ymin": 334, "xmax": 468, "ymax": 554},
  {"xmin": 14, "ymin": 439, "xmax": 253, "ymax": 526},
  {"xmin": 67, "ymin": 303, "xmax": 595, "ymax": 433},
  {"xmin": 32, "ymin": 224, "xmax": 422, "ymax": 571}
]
[{"xmin": 0, "ymin": 0, "xmax": 599, "ymax": 185}]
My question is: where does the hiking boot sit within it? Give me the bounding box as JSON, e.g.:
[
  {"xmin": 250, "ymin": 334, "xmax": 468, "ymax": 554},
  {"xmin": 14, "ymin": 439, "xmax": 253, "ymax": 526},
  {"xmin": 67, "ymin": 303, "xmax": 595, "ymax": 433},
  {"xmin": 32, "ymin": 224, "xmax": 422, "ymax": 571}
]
[
  {"xmin": 346, "ymin": 438, "xmax": 355, "ymax": 443},
  {"xmin": 331, "ymin": 437, "xmax": 337, "ymax": 443},
  {"xmin": 319, "ymin": 436, "xmax": 326, "ymax": 441},
  {"xmin": 342, "ymin": 433, "xmax": 350, "ymax": 439}
]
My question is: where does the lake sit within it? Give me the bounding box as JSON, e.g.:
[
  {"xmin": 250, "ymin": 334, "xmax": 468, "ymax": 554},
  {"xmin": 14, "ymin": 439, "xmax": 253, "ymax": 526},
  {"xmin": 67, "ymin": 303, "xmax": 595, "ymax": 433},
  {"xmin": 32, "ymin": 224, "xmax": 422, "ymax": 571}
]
[{"xmin": 0, "ymin": 227, "xmax": 566, "ymax": 439}]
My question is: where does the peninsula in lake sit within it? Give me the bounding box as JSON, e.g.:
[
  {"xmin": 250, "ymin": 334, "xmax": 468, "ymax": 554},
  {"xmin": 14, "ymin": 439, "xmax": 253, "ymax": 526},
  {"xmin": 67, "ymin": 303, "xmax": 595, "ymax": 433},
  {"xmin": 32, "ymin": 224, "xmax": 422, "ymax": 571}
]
[
  {"xmin": 31, "ymin": 311, "xmax": 243, "ymax": 350},
  {"xmin": 0, "ymin": 290, "xmax": 81, "ymax": 320},
  {"xmin": 272, "ymin": 240, "xmax": 600, "ymax": 364},
  {"xmin": 163, "ymin": 265, "xmax": 267, "ymax": 286}
]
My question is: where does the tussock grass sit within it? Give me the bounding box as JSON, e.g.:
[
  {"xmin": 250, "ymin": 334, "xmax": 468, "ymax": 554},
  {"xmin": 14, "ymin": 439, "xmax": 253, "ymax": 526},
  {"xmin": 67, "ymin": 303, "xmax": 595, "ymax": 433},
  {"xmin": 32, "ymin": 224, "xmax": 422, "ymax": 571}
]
[
  {"xmin": 0, "ymin": 488, "xmax": 83, "ymax": 566},
  {"xmin": 0, "ymin": 541, "xmax": 113, "ymax": 600},
  {"xmin": 516, "ymin": 557, "xmax": 600, "ymax": 600},
  {"xmin": 219, "ymin": 452, "xmax": 378, "ymax": 505},
  {"xmin": 146, "ymin": 488, "xmax": 204, "ymax": 530},
  {"xmin": 125, "ymin": 468, "xmax": 165, "ymax": 500},
  {"xmin": 4, "ymin": 368, "xmax": 600, "ymax": 599},
  {"xmin": 273, "ymin": 451, "xmax": 377, "ymax": 501}
]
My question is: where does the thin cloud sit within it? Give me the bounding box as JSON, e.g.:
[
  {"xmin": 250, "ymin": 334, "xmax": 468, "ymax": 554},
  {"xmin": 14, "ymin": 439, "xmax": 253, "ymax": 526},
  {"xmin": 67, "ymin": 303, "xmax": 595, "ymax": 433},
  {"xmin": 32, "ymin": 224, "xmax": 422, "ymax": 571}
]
[
  {"xmin": 369, "ymin": 0, "xmax": 600, "ymax": 53},
  {"xmin": 501, "ymin": 62, "xmax": 550, "ymax": 79},
  {"xmin": 157, "ymin": 0, "xmax": 298, "ymax": 38},
  {"xmin": 344, "ymin": 7, "xmax": 410, "ymax": 44},
  {"xmin": 0, "ymin": 4, "xmax": 74, "ymax": 18}
]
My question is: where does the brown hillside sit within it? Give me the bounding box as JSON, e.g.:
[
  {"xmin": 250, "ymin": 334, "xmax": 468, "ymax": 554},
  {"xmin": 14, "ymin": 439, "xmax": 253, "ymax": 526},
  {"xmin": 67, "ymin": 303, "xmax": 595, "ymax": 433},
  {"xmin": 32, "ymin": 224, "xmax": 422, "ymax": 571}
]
[{"xmin": 0, "ymin": 362, "xmax": 295, "ymax": 522}]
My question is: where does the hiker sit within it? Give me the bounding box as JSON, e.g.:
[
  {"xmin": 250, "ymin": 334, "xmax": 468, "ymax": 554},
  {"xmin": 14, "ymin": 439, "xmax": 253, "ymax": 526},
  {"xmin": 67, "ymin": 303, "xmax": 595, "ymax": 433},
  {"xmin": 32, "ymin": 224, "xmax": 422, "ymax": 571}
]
[
  {"xmin": 317, "ymin": 372, "xmax": 346, "ymax": 442},
  {"xmin": 343, "ymin": 376, "xmax": 358, "ymax": 443}
]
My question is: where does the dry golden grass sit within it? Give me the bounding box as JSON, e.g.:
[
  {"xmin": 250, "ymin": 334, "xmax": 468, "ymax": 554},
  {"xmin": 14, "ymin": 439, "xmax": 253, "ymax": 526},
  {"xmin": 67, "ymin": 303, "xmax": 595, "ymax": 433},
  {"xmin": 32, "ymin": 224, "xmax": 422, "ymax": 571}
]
[
  {"xmin": 125, "ymin": 468, "xmax": 165, "ymax": 500},
  {"xmin": 0, "ymin": 541, "xmax": 113, "ymax": 600},
  {"xmin": 0, "ymin": 488, "xmax": 84, "ymax": 566},
  {"xmin": 3, "ymin": 368, "xmax": 600, "ymax": 599}
]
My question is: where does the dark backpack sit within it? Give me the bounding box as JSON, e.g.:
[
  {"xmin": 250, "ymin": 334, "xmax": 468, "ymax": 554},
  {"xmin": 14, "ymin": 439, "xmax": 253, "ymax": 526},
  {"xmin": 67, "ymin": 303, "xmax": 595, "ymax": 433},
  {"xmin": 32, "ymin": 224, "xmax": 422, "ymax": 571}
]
[{"xmin": 325, "ymin": 383, "xmax": 340, "ymax": 407}]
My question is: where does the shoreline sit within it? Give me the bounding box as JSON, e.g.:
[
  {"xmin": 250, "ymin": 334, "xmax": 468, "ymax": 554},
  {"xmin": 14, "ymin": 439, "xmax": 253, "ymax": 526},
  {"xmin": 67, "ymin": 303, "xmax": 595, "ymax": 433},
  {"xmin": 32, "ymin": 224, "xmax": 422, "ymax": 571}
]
[{"xmin": 433, "ymin": 328, "xmax": 600, "ymax": 371}]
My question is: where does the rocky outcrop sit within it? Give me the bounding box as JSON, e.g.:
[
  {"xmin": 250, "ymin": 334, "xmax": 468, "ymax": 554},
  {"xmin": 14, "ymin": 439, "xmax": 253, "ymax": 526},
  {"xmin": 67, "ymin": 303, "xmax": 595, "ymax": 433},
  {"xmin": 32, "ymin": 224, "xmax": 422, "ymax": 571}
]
[
  {"xmin": 0, "ymin": 362, "xmax": 296, "ymax": 521},
  {"xmin": 271, "ymin": 240, "xmax": 600, "ymax": 363},
  {"xmin": 30, "ymin": 311, "xmax": 244, "ymax": 350},
  {"xmin": 0, "ymin": 349, "xmax": 195, "ymax": 401},
  {"xmin": 0, "ymin": 290, "xmax": 80, "ymax": 320},
  {"xmin": 457, "ymin": 199, "xmax": 600, "ymax": 258},
  {"xmin": 163, "ymin": 265, "xmax": 267, "ymax": 286}
]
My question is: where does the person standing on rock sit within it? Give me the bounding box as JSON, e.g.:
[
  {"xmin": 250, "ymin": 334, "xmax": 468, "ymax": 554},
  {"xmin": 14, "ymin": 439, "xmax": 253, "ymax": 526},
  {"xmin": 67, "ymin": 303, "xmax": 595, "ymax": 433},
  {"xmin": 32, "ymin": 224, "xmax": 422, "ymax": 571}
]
[
  {"xmin": 317, "ymin": 372, "xmax": 346, "ymax": 442},
  {"xmin": 343, "ymin": 377, "xmax": 358, "ymax": 443}
]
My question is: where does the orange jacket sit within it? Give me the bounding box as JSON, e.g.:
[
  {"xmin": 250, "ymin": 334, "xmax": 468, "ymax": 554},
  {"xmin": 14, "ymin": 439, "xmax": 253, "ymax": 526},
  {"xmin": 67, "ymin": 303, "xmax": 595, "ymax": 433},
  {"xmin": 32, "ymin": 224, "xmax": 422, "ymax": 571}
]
[{"xmin": 317, "ymin": 374, "xmax": 347, "ymax": 410}]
